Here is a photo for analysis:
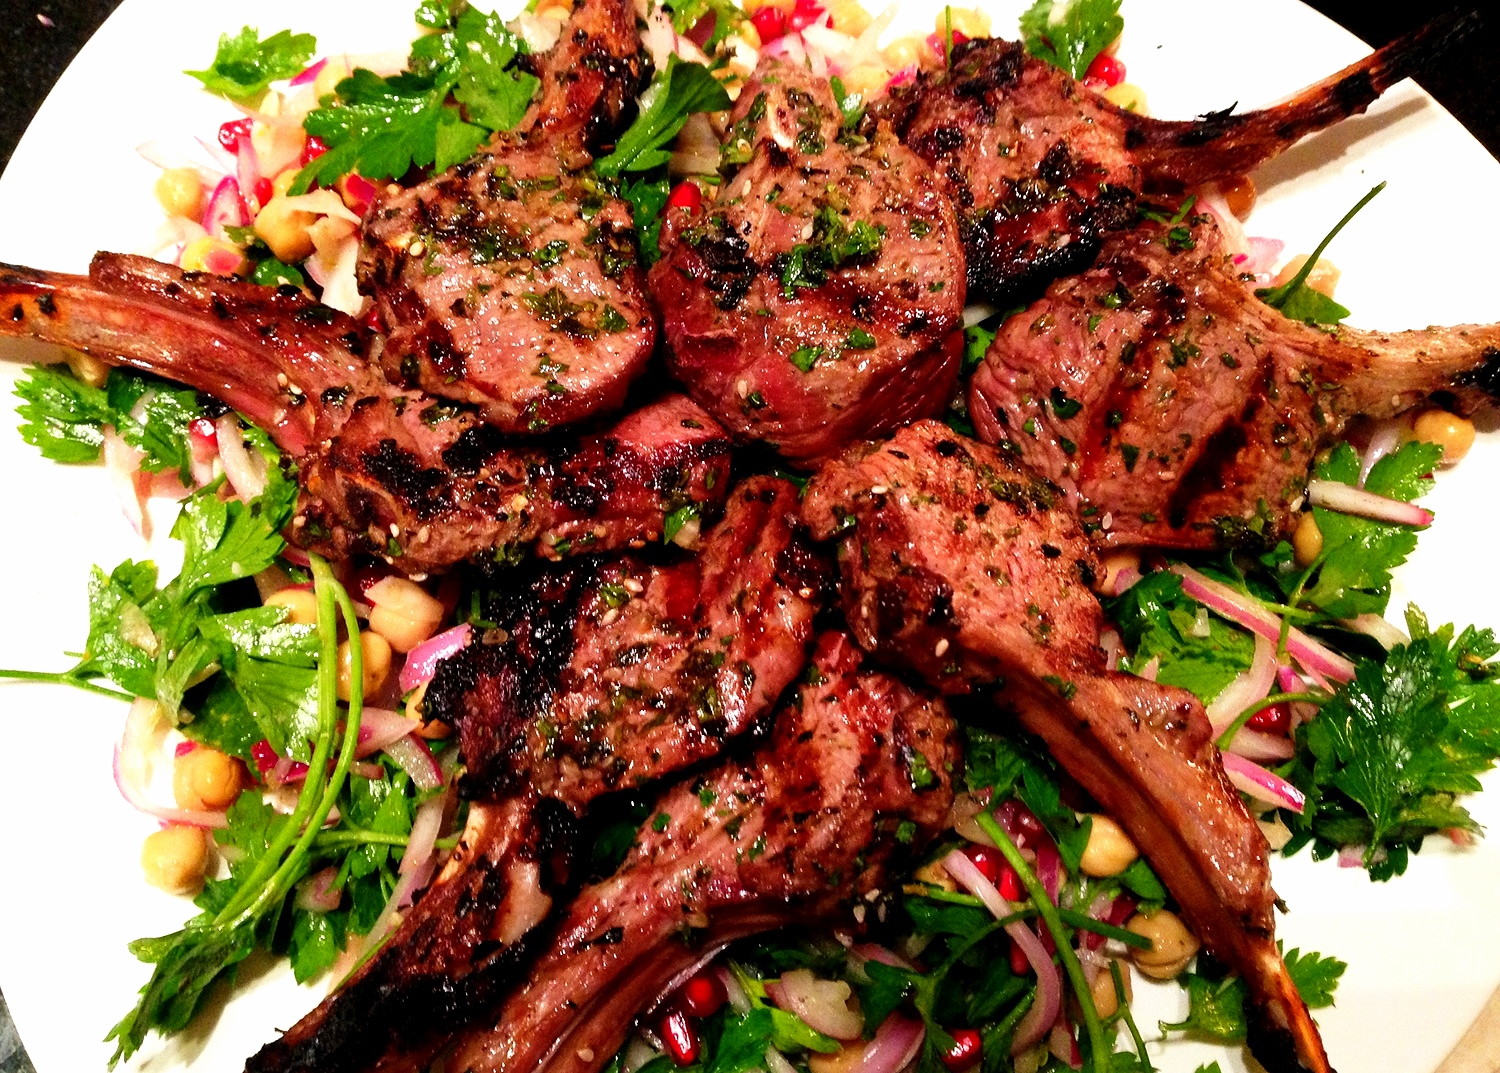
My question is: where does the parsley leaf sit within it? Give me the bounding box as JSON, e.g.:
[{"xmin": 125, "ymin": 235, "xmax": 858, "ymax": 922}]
[
  {"xmin": 619, "ymin": 174, "xmax": 672, "ymax": 264},
  {"xmin": 186, "ymin": 27, "xmax": 317, "ymax": 100},
  {"xmin": 1257, "ymin": 183, "xmax": 1384, "ymax": 325},
  {"xmin": 1019, "ymin": 0, "xmax": 1124, "ymax": 80},
  {"xmin": 1283, "ymin": 946, "xmax": 1346, "ymax": 1009},
  {"xmin": 1300, "ymin": 441, "xmax": 1438, "ymax": 618},
  {"xmin": 1161, "ymin": 962, "xmax": 1247, "ymax": 1042},
  {"xmin": 595, "ymin": 56, "xmax": 730, "ymax": 177},
  {"xmin": 1106, "ymin": 571, "xmax": 1255, "ymax": 704},
  {"xmin": 963, "ymin": 323, "xmax": 996, "ymax": 373},
  {"xmin": 293, "ymin": 6, "xmax": 536, "ymax": 193},
  {"xmin": 1283, "ymin": 610, "xmax": 1500, "ymax": 879},
  {"xmin": 666, "ymin": 0, "xmax": 745, "ymax": 49}
]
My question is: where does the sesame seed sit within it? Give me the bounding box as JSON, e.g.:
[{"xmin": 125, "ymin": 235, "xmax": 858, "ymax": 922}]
[
  {"xmin": 600, "ymin": 607, "xmax": 620, "ymax": 626},
  {"xmin": 870, "ymin": 485, "xmax": 888, "ymax": 495},
  {"xmin": 934, "ymin": 638, "xmax": 950, "ymax": 658},
  {"xmin": 623, "ymin": 578, "xmax": 645, "ymax": 594},
  {"xmin": 390, "ymin": 523, "xmax": 400, "ymax": 537}
]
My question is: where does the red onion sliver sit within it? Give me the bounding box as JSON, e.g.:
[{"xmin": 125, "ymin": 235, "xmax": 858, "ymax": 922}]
[
  {"xmin": 399, "ymin": 623, "xmax": 473, "ymax": 692},
  {"xmin": 764, "ymin": 1048, "xmax": 800, "ymax": 1073},
  {"xmin": 1307, "ymin": 479, "xmax": 1432, "ymax": 527},
  {"xmin": 102, "ymin": 427, "xmax": 149, "ymax": 537},
  {"xmin": 201, "ymin": 175, "xmax": 248, "ymax": 237},
  {"xmin": 851, "ymin": 1014, "xmax": 924, "ymax": 1073},
  {"xmin": 112, "ymin": 746, "xmax": 228, "ymax": 829},
  {"xmin": 1205, "ymin": 633, "xmax": 1278, "ymax": 733},
  {"xmin": 295, "ymin": 865, "xmax": 342, "ymax": 912},
  {"xmin": 1221, "ymin": 752, "xmax": 1305, "ymax": 813},
  {"xmin": 356, "ymin": 707, "xmax": 422, "ymax": 758},
  {"xmin": 216, "ymin": 414, "xmax": 267, "ymax": 500},
  {"xmin": 718, "ymin": 964, "xmax": 753, "ymax": 1014},
  {"xmin": 1226, "ymin": 727, "xmax": 1296, "ymax": 762},
  {"xmin": 773, "ymin": 969, "xmax": 864, "ymax": 1040},
  {"xmin": 1340, "ymin": 613, "xmax": 1409, "ymax": 651},
  {"xmin": 1358, "ymin": 421, "xmax": 1405, "ymax": 486},
  {"xmin": 385, "ymin": 734, "xmax": 443, "ymax": 791},
  {"xmin": 1170, "ymin": 565, "xmax": 1355, "ymax": 683},
  {"xmin": 290, "ymin": 57, "xmax": 328, "ymax": 86},
  {"xmin": 942, "ymin": 850, "xmax": 1061, "ymax": 1053}
]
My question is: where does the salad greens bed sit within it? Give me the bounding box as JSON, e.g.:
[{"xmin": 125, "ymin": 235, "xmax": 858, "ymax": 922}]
[{"xmin": 5, "ymin": 1, "xmax": 1500, "ymax": 1072}]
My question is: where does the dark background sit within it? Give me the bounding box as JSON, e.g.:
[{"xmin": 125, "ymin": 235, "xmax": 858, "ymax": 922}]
[{"xmin": 0, "ymin": 2, "xmax": 1496, "ymax": 1072}]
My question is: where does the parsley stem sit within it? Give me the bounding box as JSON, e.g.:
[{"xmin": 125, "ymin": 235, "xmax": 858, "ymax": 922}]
[
  {"xmin": 976, "ymin": 812, "xmax": 1112, "ymax": 1073},
  {"xmin": 238, "ymin": 556, "xmax": 365, "ymax": 924},
  {"xmin": 1258, "ymin": 183, "xmax": 1385, "ymax": 307},
  {"xmin": 1055, "ymin": 908, "xmax": 1152, "ymax": 950},
  {"xmin": 1111, "ymin": 960, "xmax": 1154, "ymax": 1073},
  {"xmin": 0, "ymin": 667, "xmax": 133, "ymax": 701},
  {"xmin": 1215, "ymin": 690, "xmax": 1330, "ymax": 751}
]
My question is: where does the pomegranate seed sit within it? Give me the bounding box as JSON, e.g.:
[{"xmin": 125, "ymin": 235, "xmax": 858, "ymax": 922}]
[
  {"xmin": 250, "ymin": 739, "xmax": 278, "ymax": 777},
  {"xmin": 1082, "ymin": 75, "xmax": 1109, "ymax": 93},
  {"xmin": 666, "ymin": 181, "xmax": 703, "ymax": 215},
  {"xmin": 660, "ymin": 1009, "xmax": 700, "ymax": 1066},
  {"xmin": 1086, "ymin": 893, "xmax": 1137, "ymax": 950},
  {"xmin": 174, "ymin": 740, "xmax": 198, "ymax": 758},
  {"xmin": 998, "ymin": 863, "xmax": 1022, "ymax": 902},
  {"xmin": 927, "ymin": 28, "xmax": 969, "ymax": 60},
  {"xmin": 678, "ymin": 970, "xmax": 727, "ymax": 1018},
  {"xmin": 787, "ymin": 0, "xmax": 823, "ymax": 32},
  {"xmin": 362, "ymin": 306, "xmax": 386, "ymax": 332},
  {"xmin": 1085, "ymin": 52, "xmax": 1126, "ymax": 88},
  {"xmin": 218, "ymin": 118, "xmax": 254, "ymax": 154},
  {"xmin": 189, "ymin": 416, "xmax": 218, "ymax": 446},
  {"xmin": 301, "ymin": 135, "xmax": 329, "ymax": 165},
  {"xmin": 962, "ymin": 844, "xmax": 1001, "ymax": 885},
  {"xmin": 750, "ymin": 6, "xmax": 786, "ymax": 44},
  {"xmin": 1247, "ymin": 701, "xmax": 1291, "ymax": 735},
  {"xmin": 1009, "ymin": 937, "xmax": 1030, "ymax": 975},
  {"xmin": 253, "ymin": 177, "xmax": 275, "ymax": 208},
  {"xmin": 940, "ymin": 1028, "xmax": 983, "ymax": 1071},
  {"xmin": 994, "ymin": 799, "xmax": 1046, "ymax": 849}
]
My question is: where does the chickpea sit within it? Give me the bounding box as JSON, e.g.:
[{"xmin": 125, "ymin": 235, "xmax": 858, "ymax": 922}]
[
  {"xmin": 141, "ymin": 825, "xmax": 210, "ymax": 895},
  {"xmin": 366, "ymin": 577, "xmax": 445, "ymax": 653},
  {"xmin": 1102, "ymin": 82, "xmax": 1148, "ymax": 114},
  {"xmin": 1412, "ymin": 408, "xmax": 1476, "ymax": 465},
  {"xmin": 154, "ymin": 167, "xmax": 204, "ymax": 219},
  {"xmin": 882, "ymin": 34, "xmax": 927, "ymax": 70},
  {"xmin": 1272, "ymin": 255, "xmax": 1340, "ymax": 298},
  {"xmin": 933, "ymin": 5, "xmax": 991, "ymax": 39},
  {"xmin": 272, "ymin": 168, "xmax": 300, "ymax": 199},
  {"xmin": 1098, "ymin": 550, "xmax": 1140, "ymax": 595},
  {"xmin": 1219, "ymin": 174, "xmax": 1257, "ymax": 220},
  {"xmin": 1127, "ymin": 909, "xmax": 1200, "ymax": 980},
  {"xmin": 809, "ymin": 1043, "xmax": 867, "ymax": 1073},
  {"xmin": 337, "ymin": 631, "xmax": 393, "ymax": 702},
  {"xmin": 839, "ymin": 65, "xmax": 889, "ymax": 103},
  {"xmin": 1079, "ymin": 814, "xmax": 1139, "ymax": 877},
  {"xmin": 173, "ymin": 745, "xmax": 244, "ymax": 811},
  {"xmin": 535, "ymin": 0, "xmax": 573, "ymax": 21},
  {"xmin": 1292, "ymin": 512, "xmax": 1323, "ymax": 567},
  {"xmin": 828, "ymin": 0, "xmax": 872, "ymax": 36},
  {"xmin": 1088, "ymin": 960, "xmax": 1132, "ymax": 1019},
  {"xmin": 742, "ymin": 0, "xmax": 794, "ymax": 14},
  {"xmin": 254, "ymin": 196, "xmax": 318, "ymax": 263},
  {"xmin": 267, "ymin": 586, "xmax": 319, "ymax": 626},
  {"xmin": 62, "ymin": 349, "xmax": 110, "ymax": 389},
  {"xmin": 180, "ymin": 236, "xmax": 245, "ymax": 276},
  {"xmin": 313, "ymin": 58, "xmax": 352, "ymax": 101}
]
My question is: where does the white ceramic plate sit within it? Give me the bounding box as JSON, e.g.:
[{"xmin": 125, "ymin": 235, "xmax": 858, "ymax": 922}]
[{"xmin": 1, "ymin": 2, "xmax": 1498, "ymax": 1070}]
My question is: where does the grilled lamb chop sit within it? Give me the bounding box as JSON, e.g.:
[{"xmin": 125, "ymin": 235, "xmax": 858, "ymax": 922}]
[
  {"xmin": 0, "ymin": 254, "xmax": 731, "ymax": 573},
  {"xmin": 359, "ymin": 0, "xmax": 656, "ymax": 433},
  {"xmin": 967, "ymin": 211, "xmax": 1500, "ymax": 551},
  {"xmin": 247, "ymin": 476, "xmax": 824, "ymax": 1073},
  {"xmin": 651, "ymin": 58, "xmax": 967, "ymax": 465},
  {"xmin": 444, "ymin": 629, "xmax": 957, "ymax": 1073},
  {"xmin": 802, "ymin": 421, "xmax": 1331, "ymax": 1073},
  {"xmin": 879, "ymin": 15, "xmax": 1471, "ymax": 305}
]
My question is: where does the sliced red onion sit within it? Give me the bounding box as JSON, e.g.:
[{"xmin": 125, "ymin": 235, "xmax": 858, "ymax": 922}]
[
  {"xmin": 1276, "ymin": 663, "xmax": 1304, "ymax": 694},
  {"xmin": 1307, "ymin": 479, "xmax": 1432, "ymax": 527},
  {"xmin": 1112, "ymin": 566, "xmax": 1141, "ymax": 596},
  {"xmin": 1337, "ymin": 844, "xmax": 1366, "ymax": 868},
  {"xmin": 102, "ymin": 427, "xmax": 149, "ymax": 537},
  {"xmin": 356, "ymin": 707, "xmax": 422, "ymax": 759},
  {"xmin": 718, "ymin": 964, "xmax": 753, "ymax": 1014},
  {"xmin": 215, "ymin": 414, "xmax": 267, "ymax": 500},
  {"xmin": 1205, "ymin": 633, "xmax": 1277, "ymax": 734},
  {"xmin": 1226, "ymin": 727, "xmax": 1295, "ymax": 761},
  {"xmin": 942, "ymin": 850, "xmax": 1060, "ymax": 1053},
  {"xmin": 295, "ymin": 865, "xmax": 342, "ymax": 912},
  {"xmin": 235, "ymin": 139, "xmax": 262, "ymax": 210},
  {"xmin": 1171, "ymin": 565, "xmax": 1355, "ymax": 684},
  {"xmin": 1358, "ymin": 421, "xmax": 1405, "ymax": 486},
  {"xmin": 401, "ymin": 795, "xmax": 445, "ymax": 882},
  {"xmin": 772, "ymin": 969, "xmax": 863, "ymax": 1040},
  {"xmin": 1221, "ymin": 752, "xmax": 1305, "ymax": 814},
  {"xmin": 885, "ymin": 63, "xmax": 917, "ymax": 89},
  {"xmin": 113, "ymin": 746, "xmax": 228, "ymax": 829},
  {"xmin": 1100, "ymin": 628, "xmax": 1122, "ymax": 672},
  {"xmin": 851, "ymin": 1014, "xmax": 924, "ymax": 1073},
  {"xmin": 399, "ymin": 623, "xmax": 473, "ymax": 692},
  {"xmin": 290, "ymin": 57, "xmax": 328, "ymax": 86},
  {"xmin": 1242, "ymin": 236, "xmax": 1285, "ymax": 278},
  {"xmin": 1138, "ymin": 655, "xmax": 1160, "ymax": 682},
  {"xmin": 764, "ymin": 1048, "xmax": 800, "ymax": 1073},
  {"xmin": 201, "ymin": 176, "xmax": 248, "ymax": 238},
  {"xmin": 849, "ymin": 943, "xmax": 914, "ymax": 971},
  {"xmin": 385, "ymin": 734, "xmax": 443, "ymax": 791},
  {"xmin": 1340, "ymin": 613, "xmax": 1409, "ymax": 651},
  {"xmin": 349, "ymin": 761, "xmax": 385, "ymax": 780}
]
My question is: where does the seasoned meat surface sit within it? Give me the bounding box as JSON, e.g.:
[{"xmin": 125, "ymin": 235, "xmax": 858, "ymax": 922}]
[
  {"xmin": 967, "ymin": 213, "xmax": 1500, "ymax": 551},
  {"xmin": 653, "ymin": 59, "xmax": 966, "ymax": 464},
  {"xmin": 446, "ymin": 629, "xmax": 957, "ymax": 1073},
  {"xmin": 360, "ymin": 144, "xmax": 655, "ymax": 433},
  {"xmin": 881, "ymin": 19, "xmax": 1466, "ymax": 304},
  {"xmin": 358, "ymin": 0, "xmax": 654, "ymax": 431},
  {"xmin": 247, "ymin": 477, "xmax": 823, "ymax": 1073},
  {"xmin": 0, "ymin": 256, "xmax": 732, "ymax": 573},
  {"xmin": 802, "ymin": 421, "xmax": 1330, "ymax": 1073}
]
